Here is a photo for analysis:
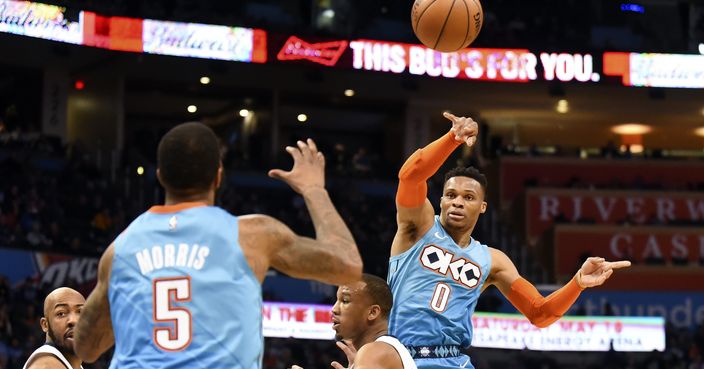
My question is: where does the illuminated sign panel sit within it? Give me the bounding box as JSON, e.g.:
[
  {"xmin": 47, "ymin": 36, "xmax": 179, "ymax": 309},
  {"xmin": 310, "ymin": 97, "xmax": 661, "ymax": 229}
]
[
  {"xmin": 0, "ymin": 0, "xmax": 702, "ymax": 88},
  {"xmin": 349, "ymin": 40, "xmax": 599, "ymax": 83},
  {"xmin": 500, "ymin": 157, "xmax": 704, "ymax": 208},
  {"xmin": 143, "ymin": 20, "xmax": 266, "ymax": 62},
  {"xmin": 262, "ymin": 301, "xmax": 665, "ymax": 352},
  {"xmin": 554, "ymin": 224, "xmax": 704, "ymax": 276},
  {"xmin": 604, "ymin": 52, "xmax": 704, "ymax": 88},
  {"xmin": 273, "ymin": 36, "xmax": 600, "ymax": 84},
  {"xmin": 81, "ymin": 11, "xmax": 143, "ymax": 52},
  {"xmin": 0, "ymin": 0, "xmax": 82, "ymax": 44},
  {"xmin": 262, "ymin": 302, "xmax": 334, "ymax": 340},
  {"xmin": 471, "ymin": 313, "xmax": 665, "ymax": 352},
  {"xmin": 525, "ymin": 188, "xmax": 704, "ymax": 245},
  {"xmin": 0, "ymin": 0, "xmax": 266, "ymax": 63},
  {"xmin": 554, "ymin": 225, "xmax": 704, "ymax": 289},
  {"xmin": 277, "ymin": 36, "xmax": 348, "ymax": 66}
]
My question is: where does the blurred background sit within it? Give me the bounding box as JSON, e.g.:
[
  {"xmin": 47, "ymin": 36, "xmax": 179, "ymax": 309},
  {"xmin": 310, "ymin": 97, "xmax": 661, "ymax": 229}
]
[{"xmin": 0, "ymin": 0, "xmax": 703, "ymax": 368}]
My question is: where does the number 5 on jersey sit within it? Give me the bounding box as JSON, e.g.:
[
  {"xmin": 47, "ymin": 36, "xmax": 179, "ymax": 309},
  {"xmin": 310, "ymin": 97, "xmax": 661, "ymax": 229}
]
[{"xmin": 153, "ymin": 276, "xmax": 192, "ymax": 351}]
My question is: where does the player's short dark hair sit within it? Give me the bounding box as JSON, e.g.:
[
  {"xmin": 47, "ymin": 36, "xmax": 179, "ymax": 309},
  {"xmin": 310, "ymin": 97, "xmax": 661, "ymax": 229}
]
[
  {"xmin": 157, "ymin": 122, "xmax": 221, "ymax": 195},
  {"xmin": 361, "ymin": 273, "xmax": 393, "ymax": 320},
  {"xmin": 443, "ymin": 166, "xmax": 488, "ymax": 197}
]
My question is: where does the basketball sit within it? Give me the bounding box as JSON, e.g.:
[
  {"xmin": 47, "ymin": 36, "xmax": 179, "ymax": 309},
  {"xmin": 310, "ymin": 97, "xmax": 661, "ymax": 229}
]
[{"xmin": 411, "ymin": 0, "xmax": 484, "ymax": 53}]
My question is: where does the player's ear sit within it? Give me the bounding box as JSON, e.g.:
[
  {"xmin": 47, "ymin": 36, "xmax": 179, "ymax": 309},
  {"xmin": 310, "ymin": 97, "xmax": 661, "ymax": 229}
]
[
  {"xmin": 40, "ymin": 317, "xmax": 49, "ymax": 333},
  {"xmin": 368, "ymin": 304, "xmax": 381, "ymax": 321},
  {"xmin": 480, "ymin": 201, "xmax": 487, "ymax": 214},
  {"xmin": 214, "ymin": 164, "xmax": 223, "ymax": 190},
  {"xmin": 156, "ymin": 169, "xmax": 162, "ymax": 184}
]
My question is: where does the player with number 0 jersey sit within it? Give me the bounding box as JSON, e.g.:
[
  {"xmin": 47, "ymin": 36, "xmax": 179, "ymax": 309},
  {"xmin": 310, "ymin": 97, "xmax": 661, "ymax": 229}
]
[{"xmin": 388, "ymin": 113, "xmax": 631, "ymax": 369}]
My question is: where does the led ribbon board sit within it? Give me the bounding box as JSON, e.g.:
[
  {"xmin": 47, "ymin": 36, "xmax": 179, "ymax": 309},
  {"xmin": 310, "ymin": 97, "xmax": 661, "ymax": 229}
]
[
  {"xmin": 143, "ymin": 19, "xmax": 267, "ymax": 62},
  {"xmin": 262, "ymin": 302, "xmax": 666, "ymax": 352},
  {"xmin": 471, "ymin": 312, "xmax": 665, "ymax": 352},
  {"xmin": 272, "ymin": 35, "xmax": 601, "ymax": 84},
  {"xmin": 0, "ymin": 0, "xmax": 82, "ymax": 44},
  {"xmin": 0, "ymin": 0, "xmax": 267, "ymax": 63},
  {"xmin": 604, "ymin": 52, "xmax": 704, "ymax": 88}
]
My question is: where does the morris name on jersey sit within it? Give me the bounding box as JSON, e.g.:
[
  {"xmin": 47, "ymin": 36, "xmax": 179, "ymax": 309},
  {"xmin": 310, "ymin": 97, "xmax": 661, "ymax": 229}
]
[{"xmin": 135, "ymin": 244, "xmax": 210, "ymax": 275}]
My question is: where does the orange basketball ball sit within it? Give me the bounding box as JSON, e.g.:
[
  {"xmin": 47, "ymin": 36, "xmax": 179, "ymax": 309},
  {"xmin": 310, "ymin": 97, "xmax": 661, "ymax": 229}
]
[{"xmin": 411, "ymin": 0, "xmax": 483, "ymax": 53}]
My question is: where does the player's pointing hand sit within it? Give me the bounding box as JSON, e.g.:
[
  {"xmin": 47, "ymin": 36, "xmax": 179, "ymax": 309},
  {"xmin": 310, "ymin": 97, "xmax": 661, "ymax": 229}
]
[
  {"xmin": 444, "ymin": 112, "xmax": 478, "ymax": 148},
  {"xmin": 576, "ymin": 257, "xmax": 632, "ymax": 288}
]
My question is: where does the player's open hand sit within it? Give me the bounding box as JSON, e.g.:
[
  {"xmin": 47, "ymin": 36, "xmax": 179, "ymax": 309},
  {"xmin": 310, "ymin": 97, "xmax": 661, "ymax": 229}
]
[
  {"xmin": 269, "ymin": 139, "xmax": 326, "ymax": 195},
  {"xmin": 444, "ymin": 112, "xmax": 478, "ymax": 148},
  {"xmin": 331, "ymin": 340, "xmax": 357, "ymax": 369},
  {"xmin": 576, "ymin": 257, "xmax": 631, "ymax": 288}
]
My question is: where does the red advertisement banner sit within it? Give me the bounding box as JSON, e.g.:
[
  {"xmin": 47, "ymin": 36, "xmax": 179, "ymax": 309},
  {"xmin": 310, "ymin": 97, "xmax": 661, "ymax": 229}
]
[
  {"xmin": 526, "ymin": 189, "xmax": 704, "ymax": 245},
  {"xmin": 500, "ymin": 157, "xmax": 704, "ymax": 208},
  {"xmin": 553, "ymin": 225, "xmax": 704, "ymax": 290},
  {"xmin": 81, "ymin": 11, "xmax": 143, "ymax": 52}
]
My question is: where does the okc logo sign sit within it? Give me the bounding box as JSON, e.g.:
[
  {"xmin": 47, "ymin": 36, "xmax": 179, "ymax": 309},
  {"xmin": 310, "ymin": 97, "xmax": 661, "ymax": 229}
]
[{"xmin": 419, "ymin": 245, "xmax": 481, "ymax": 289}]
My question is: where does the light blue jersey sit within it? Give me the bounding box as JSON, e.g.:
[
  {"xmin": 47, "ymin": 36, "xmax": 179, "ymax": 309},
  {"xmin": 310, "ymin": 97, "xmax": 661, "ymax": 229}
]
[
  {"xmin": 108, "ymin": 203, "xmax": 262, "ymax": 369},
  {"xmin": 388, "ymin": 216, "xmax": 491, "ymax": 369}
]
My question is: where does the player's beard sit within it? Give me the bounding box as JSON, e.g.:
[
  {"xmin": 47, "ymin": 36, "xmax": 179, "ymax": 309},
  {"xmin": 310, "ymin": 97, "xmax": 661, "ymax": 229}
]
[{"xmin": 47, "ymin": 321, "xmax": 75, "ymax": 356}]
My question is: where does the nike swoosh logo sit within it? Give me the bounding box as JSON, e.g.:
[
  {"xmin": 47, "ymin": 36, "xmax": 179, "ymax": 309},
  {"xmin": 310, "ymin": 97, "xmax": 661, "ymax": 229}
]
[{"xmin": 434, "ymin": 232, "xmax": 447, "ymax": 240}]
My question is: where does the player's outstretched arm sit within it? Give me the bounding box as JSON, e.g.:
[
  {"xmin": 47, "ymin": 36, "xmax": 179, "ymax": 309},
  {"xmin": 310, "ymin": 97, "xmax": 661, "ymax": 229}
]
[
  {"xmin": 392, "ymin": 112, "xmax": 478, "ymax": 255},
  {"xmin": 74, "ymin": 244, "xmax": 115, "ymax": 363},
  {"xmin": 487, "ymin": 248, "xmax": 630, "ymax": 328},
  {"xmin": 262, "ymin": 139, "xmax": 362, "ymax": 285}
]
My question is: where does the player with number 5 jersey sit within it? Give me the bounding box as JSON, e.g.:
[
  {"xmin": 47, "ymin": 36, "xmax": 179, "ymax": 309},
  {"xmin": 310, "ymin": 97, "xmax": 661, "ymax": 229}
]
[
  {"xmin": 73, "ymin": 122, "xmax": 362, "ymax": 368},
  {"xmin": 388, "ymin": 113, "xmax": 632, "ymax": 369}
]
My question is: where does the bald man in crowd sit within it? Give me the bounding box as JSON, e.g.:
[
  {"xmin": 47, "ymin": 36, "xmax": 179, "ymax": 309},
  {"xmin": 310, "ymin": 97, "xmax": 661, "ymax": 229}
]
[{"xmin": 23, "ymin": 287, "xmax": 85, "ymax": 369}]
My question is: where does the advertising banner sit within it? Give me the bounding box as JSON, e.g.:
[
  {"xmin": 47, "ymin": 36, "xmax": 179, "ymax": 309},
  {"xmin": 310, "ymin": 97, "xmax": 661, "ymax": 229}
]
[
  {"xmin": 471, "ymin": 313, "xmax": 664, "ymax": 352},
  {"xmin": 272, "ymin": 35, "xmax": 601, "ymax": 84},
  {"xmin": 1, "ymin": 0, "xmax": 703, "ymax": 89},
  {"xmin": 143, "ymin": 19, "xmax": 267, "ymax": 62},
  {"xmin": 261, "ymin": 301, "xmax": 666, "ymax": 352},
  {"xmin": 604, "ymin": 52, "xmax": 704, "ymax": 89},
  {"xmin": 0, "ymin": 248, "xmax": 98, "ymax": 297},
  {"xmin": 0, "ymin": 0, "xmax": 267, "ymax": 63},
  {"xmin": 263, "ymin": 301, "xmax": 335, "ymax": 340},
  {"xmin": 81, "ymin": 11, "xmax": 143, "ymax": 52},
  {"xmin": 553, "ymin": 225, "xmax": 704, "ymax": 290},
  {"xmin": 500, "ymin": 157, "xmax": 704, "ymax": 208},
  {"xmin": 0, "ymin": 0, "xmax": 82, "ymax": 44},
  {"xmin": 526, "ymin": 188, "xmax": 704, "ymax": 244}
]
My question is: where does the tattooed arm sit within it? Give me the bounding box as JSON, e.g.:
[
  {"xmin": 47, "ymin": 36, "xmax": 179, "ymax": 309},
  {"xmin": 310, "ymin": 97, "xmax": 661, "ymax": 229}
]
[
  {"xmin": 240, "ymin": 213, "xmax": 361, "ymax": 285},
  {"xmin": 74, "ymin": 244, "xmax": 115, "ymax": 363},
  {"xmin": 239, "ymin": 139, "xmax": 362, "ymax": 285}
]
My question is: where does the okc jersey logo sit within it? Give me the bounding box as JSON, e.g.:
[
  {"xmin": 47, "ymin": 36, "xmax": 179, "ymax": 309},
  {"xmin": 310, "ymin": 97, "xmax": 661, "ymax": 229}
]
[{"xmin": 420, "ymin": 245, "xmax": 481, "ymax": 289}]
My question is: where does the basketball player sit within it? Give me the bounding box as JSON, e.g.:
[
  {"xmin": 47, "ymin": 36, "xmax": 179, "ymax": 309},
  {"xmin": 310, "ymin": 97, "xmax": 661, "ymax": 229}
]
[
  {"xmin": 293, "ymin": 274, "xmax": 416, "ymax": 369},
  {"xmin": 388, "ymin": 112, "xmax": 631, "ymax": 369},
  {"xmin": 24, "ymin": 287, "xmax": 85, "ymax": 369},
  {"xmin": 74, "ymin": 122, "xmax": 363, "ymax": 368}
]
